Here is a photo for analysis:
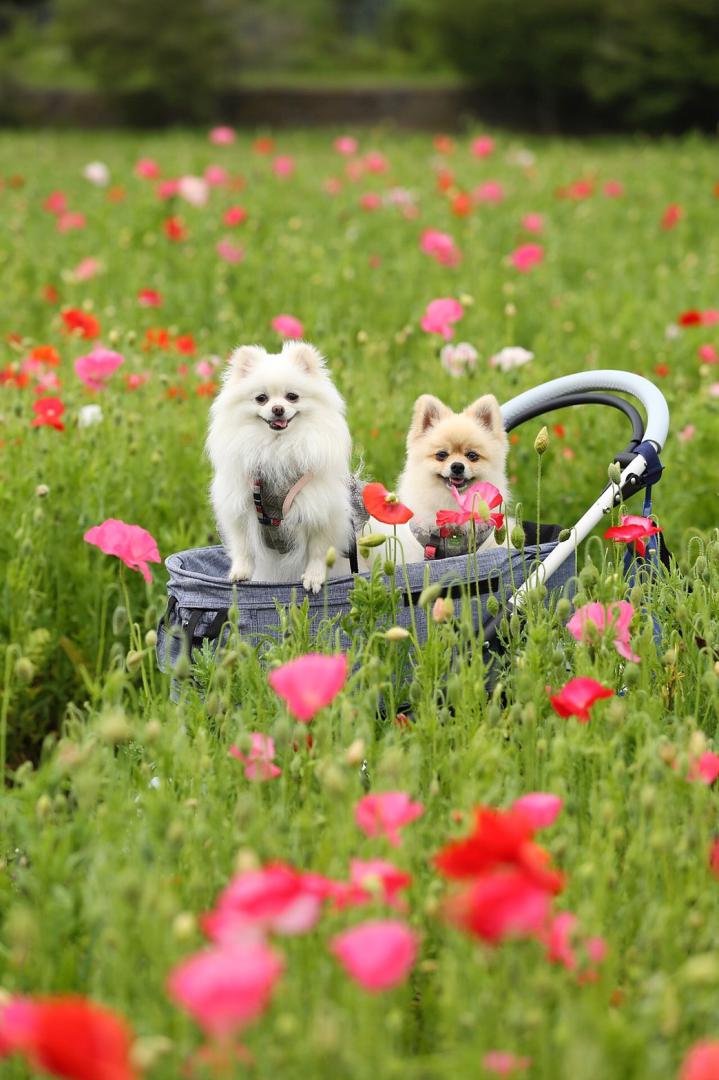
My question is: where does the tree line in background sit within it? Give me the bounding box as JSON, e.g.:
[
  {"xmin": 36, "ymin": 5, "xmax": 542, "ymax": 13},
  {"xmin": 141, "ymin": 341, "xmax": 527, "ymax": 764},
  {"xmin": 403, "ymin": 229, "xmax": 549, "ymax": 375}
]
[{"xmin": 1, "ymin": 0, "xmax": 718, "ymax": 129}]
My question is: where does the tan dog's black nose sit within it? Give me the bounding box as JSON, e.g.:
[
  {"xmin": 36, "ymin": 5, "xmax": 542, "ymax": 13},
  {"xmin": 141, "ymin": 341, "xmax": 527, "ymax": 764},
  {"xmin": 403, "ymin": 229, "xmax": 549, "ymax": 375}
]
[{"xmin": 450, "ymin": 461, "xmax": 465, "ymax": 476}]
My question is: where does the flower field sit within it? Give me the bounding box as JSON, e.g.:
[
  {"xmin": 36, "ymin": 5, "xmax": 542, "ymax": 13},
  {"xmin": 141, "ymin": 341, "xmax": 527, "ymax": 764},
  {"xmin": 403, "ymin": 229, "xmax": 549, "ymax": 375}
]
[{"xmin": 1, "ymin": 126, "xmax": 719, "ymax": 1079}]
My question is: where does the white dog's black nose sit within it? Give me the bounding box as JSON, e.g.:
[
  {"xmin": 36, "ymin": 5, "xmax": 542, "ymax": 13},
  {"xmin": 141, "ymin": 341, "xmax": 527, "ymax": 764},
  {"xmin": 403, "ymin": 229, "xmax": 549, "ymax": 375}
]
[
  {"xmin": 272, "ymin": 405, "xmax": 285, "ymax": 417},
  {"xmin": 450, "ymin": 461, "xmax": 465, "ymax": 476}
]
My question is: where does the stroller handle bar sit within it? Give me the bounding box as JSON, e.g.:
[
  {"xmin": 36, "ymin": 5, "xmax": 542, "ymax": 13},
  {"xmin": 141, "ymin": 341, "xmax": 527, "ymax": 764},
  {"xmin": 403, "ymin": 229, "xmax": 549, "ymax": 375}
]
[{"xmin": 500, "ymin": 370, "xmax": 669, "ymax": 451}]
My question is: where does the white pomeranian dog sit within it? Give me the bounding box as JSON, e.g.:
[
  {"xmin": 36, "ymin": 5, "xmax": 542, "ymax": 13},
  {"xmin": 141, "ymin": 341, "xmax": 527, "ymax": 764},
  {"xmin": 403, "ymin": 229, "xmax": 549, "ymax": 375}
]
[
  {"xmin": 360, "ymin": 393, "xmax": 510, "ymax": 565},
  {"xmin": 207, "ymin": 341, "xmax": 354, "ymax": 592}
]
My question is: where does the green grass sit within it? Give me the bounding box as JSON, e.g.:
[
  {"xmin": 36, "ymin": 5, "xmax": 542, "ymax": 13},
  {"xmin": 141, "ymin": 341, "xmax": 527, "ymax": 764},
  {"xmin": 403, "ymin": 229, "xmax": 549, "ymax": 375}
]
[{"xmin": 1, "ymin": 128, "xmax": 719, "ymax": 1079}]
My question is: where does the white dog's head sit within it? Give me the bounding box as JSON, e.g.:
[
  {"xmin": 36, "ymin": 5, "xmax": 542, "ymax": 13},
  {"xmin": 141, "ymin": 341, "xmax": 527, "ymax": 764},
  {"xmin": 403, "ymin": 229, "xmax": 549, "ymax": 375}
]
[{"xmin": 207, "ymin": 341, "xmax": 350, "ymax": 477}]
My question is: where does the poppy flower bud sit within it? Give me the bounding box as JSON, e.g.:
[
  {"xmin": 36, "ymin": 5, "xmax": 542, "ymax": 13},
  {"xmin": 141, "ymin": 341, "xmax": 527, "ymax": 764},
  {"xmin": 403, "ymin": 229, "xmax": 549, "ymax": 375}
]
[
  {"xmin": 98, "ymin": 707, "xmax": 132, "ymax": 744},
  {"xmin": 345, "ymin": 738, "xmax": 365, "ymax": 765},
  {"xmin": 126, "ymin": 650, "xmax": 143, "ymax": 672},
  {"xmin": 486, "ymin": 595, "xmax": 499, "ymax": 616},
  {"xmin": 510, "ymin": 524, "xmax": 525, "ymax": 549},
  {"xmin": 383, "ymin": 558, "xmax": 395, "ymax": 576},
  {"xmin": 144, "ymin": 628, "xmax": 157, "ymax": 648},
  {"xmin": 555, "ymin": 597, "xmax": 571, "ymax": 620},
  {"xmin": 494, "ymin": 525, "xmax": 506, "ymax": 544},
  {"xmin": 14, "ymin": 657, "xmax": 35, "ymax": 684},
  {"xmin": 385, "ymin": 626, "xmax": 410, "ymax": 641},
  {"xmin": 432, "ymin": 596, "xmax": 454, "ymax": 622},
  {"xmin": 144, "ymin": 719, "xmax": 162, "ymax": 741},
  {"xmin": 35, "ymin": 793, "xmax": 52, "ymax": 820},
  {"xmin": 607, "ymin": 462, "xmax": 622, "ymax": 485},
  {"xmin": 361, "ymin": 533, "xmax": 388, "ymax": 548},
  {"xmin": 172, "ymin": 651, "xmax": 191, "ymax": 680},
  {"xmin": 418, "ymin": 582, "xmax": 444, "ymax": 609},
  {"xmin": 534, "ymin": 426, "xmax": 549, "ymax": 455},
  {"xmin": 131, "ymin": 1036, "xmax": 173, "ymax": 1071},
  {"xmin": 112, "ymin": 605, "xmax": 128, "ymax": 635},
  {"xmin": 325, "ymin": 546, "xmax": 337, "ymax": 567},
  {"xmin": 35, "ymin": 484, "xmax": 49, "ymax": 497}
]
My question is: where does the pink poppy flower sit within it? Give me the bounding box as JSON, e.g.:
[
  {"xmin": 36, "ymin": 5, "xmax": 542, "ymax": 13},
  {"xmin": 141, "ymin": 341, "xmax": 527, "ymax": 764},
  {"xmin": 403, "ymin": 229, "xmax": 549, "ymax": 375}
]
[
  {"xmin": 334, "ymin": 135, "xmax": 358, "ymax": 155},
  {"xmin": 204, "ymin": 164, "xmax": 229, "ymax": 186},
  {"xmin": 364, "ymin": 151, "xmax": 388, "ymax": 174},
  {"xmin": 678, "ymin": 424, "xmax": 696, "ymax": 443},
  {"xmin": 440, "ymin": 341, "xmax": 478, "ymax": 377},
  {"xmin": 216, "ymin": 238, "xmax": 244, "ymax": 263},
  {"xmin": 209, "ymin": 126, "xmax": 236, "ymax": 145},
  {"xmin": 710, "ymin": 839, "xmax": 719, "ymax": 878},
  {"xmin": 74, "ymin": 347, "xmax": 124, "ymax": 391},
  {"xmin": 710, "ymin": 384, "xmax": 719, "ymax": 398},
  {"xmin": 521, "ymin": 212, "xmax": 544, "ymax": 233},
  {"xmin": 680, "ymin": 1041, "xmax": 719, "ymax": 1080},
  {"xmin": 511, "ymin": 243, "xmax": 544, "ymax": 273},
  {"xmin": 512, "ymin": 792, "xmax": 563, "ymax": 830},
  {"xmin": 268, "ymin": 652, "xmax": 347, "ymax": 722},
  {"xmin": 271, "ymin": 313, "xmax": 304, "ymax": 339},
  {"xmin": 420, "ymin": 229, "xmax": 462, "ymax": 267},
  {"xmin": 167, "ymin": 939, "xmax": 283, "ymax": 1037},
  {"xmin": 178, "ymin": 175, "xmax": 209, "ymax": 207},
  {"xmin": 223, "ymin": 205, "xmax": 247, "ymax": 227},
  {"xmin": 83, "ymin": 519, "xmax": 161, "ymax": 583},
  {"xmin": 57, "ymin": 212, "xmax": 86, "ymax": 233},
  {"xmin": 355, "ymin": 791, "xmax": 424, "ymax": 847},
  {"xmin": 273, "ymin": 156, "xmax": 295, "ymax": 178},
  {"xmin": 544, "ymin": 911, "xmax": 607, "ymax": 979},
  {"xmin": 603, "ymin": 180, "xmax": 625, "ymax": 197},
  {"xmin": 604, "ymin": 514, "xmax": 662, "ymax": 557},
  {"xmin": 473, "ymin": 180, "xmax": 504, "ymax": 204},
  {"xmin": 156, "ymin": 179, "xmax": 180, "ymax": 200},
  {"xmin": 125, "ymin": 372, "xmax": 150, "ymax": 390},
  {"xmin": 333, "ymin": 859, "xmax": 412, "ymax": 911},
  {"xmin": 72, "ymin": 257, "xmax": 102, "ymax": 282},
  {"xmin": 661, "ymin": 203, "xmax": 683, "ymax": 229},
  {"xmin": 135, "ymin": 158, "xmax": 161, "ymax": 179},
  {"xmin": 566, "ymin": 600, "xmax": 639, "ymax": 663},
  {"xmin": 137, "ymin": 288, "xmax": 162, "ymax": 307},
  {"xmin": 195, "ymin": 360, "xmax": 215, "ymax": 378},
  {"xmin": 203, "ymin": 863, "xmax": 327, "ymax": 940},
  {"xmin": 549, "ymin": 676, "xmax": 614, "ymax": 722},
  {"xmin": 43, "ymin": 190, "xmax": 67, "ymax": 215},
  {"xmin": 360, "ymin": 192, "xmax": 382, "ymax": 211},
  {"xmin": 420, "ymin": 297, "xmax": 464, "ymax": 340},
  {"xmin": 688, "ymin": 751, "xmax": 719, "ymax": 785},
  {"xmin": 698, "ymin": 344, "xmax": 719, "ymax": 364},
  {"xmin": 229, "ymin": 733, "xmax": 281, "ymax": 781},
  {"xmin": 482, "ymin": 1050, "xmax": 532, "ymax": 1076},
  {"xmin": 444, "ymin": 868, "xmax": 553, "ymax": 944},
  {"xmin": 471, "ymin": 136, "xmax": 495, "ymax": 158},
  {"xmin": 330, "ymin": 920, "xmax": 418, "ymax": 992},
  {"xmin": 703, "ymin": 310, "xmax": 719, "ymax": 325},
  {"xmin": 436, "ymin": 480, "xmax": 504, "ymax": 529},
  {"xmin": 323, "ymin": 177, "xmax": 343, "ymax": 196}
]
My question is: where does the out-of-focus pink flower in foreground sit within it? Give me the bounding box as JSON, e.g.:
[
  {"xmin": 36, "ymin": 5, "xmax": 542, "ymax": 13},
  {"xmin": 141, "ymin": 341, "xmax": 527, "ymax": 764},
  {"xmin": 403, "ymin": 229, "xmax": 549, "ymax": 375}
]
[
  {"xmin": 688, "ymin": 751, "xmax": 719, "ymax": 785},
  {"xmin": 512, "ymin": 792, "xmax": 563, "ymax": 830},
  {"xmin": 203, "ymin": 863, "xmax": 327, "ymax": 940},
  {"xmin": 511, "ymin": 243, "xmax": 544, "ymax": 272},
  {"xmin": 229, "ymin": 733, "xmax": 281, "ymax": 781},
  {"xmin": 482, "ymin": 1050, "xmax": 532, "ymax": 1076},
  {"xmin": 330, "ymin": 919, "xmax": 418, "ymax": 992},
  {"xmin": 83, "ymin": 519, "xmax": 160, "ymax": 583},
  {"xmin": 679, "ymin": 1040, "xmax": 719, "ymax": 1080},
  {"xmin": 216, "ymin": 238, "xmax": 245, "ymax": 263},
  {"xmin": 567, "ymin": 600, "xmax": 639, "ymax": 662},
  {"xmin": 549, "ymin": 677, "xmax": 614, "ymax": 723},
  {"xmin": 271, "ymin": 313, "xmax": 304, "ymax": 338},
  {"xmin": 521, "ymin": 212, "xmax": 544, "ymax": 233},
  {"xmin": 698, "ymin": 344, "xmax": 719, "ymax": 364},
  {"xmin": 604, "ymin": 514, "xmax": 662, "ymax": 557},
  {"xmin": 74, "ymin": 347, "xmax": 124, "ymax": 391},
  {"xmin": 420, "ymin": 229, "xmax": 462, "ymax": 267},
  {"xmin": 268, "ymin": 653, "xmax": 348, "ymax": 722},
  {"xmin": 168, "ymin": 939, "xmax": 283, "ymax": 1036},
  {"xmin": 355, "ymin": 791, "xmax": 424, "ymax": 847}
]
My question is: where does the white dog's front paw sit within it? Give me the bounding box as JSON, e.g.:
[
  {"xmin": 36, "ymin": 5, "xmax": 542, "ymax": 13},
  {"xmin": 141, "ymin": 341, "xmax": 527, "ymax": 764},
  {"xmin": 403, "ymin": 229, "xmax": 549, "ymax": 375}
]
[
  {"xmin": 302, "ymin": 562, "xmax": 326, "ymax": 594},
  {"xmin": 228, "ymin": 559, "xmax": 253, "ymax": 583}
]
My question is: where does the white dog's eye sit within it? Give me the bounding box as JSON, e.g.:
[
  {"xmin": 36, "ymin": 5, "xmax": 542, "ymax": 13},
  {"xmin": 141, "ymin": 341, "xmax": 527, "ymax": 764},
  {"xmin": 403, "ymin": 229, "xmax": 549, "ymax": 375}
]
[
  {"xmin": 435, "ymin": 450, "xmax": 449, "ymax": 461},
  {"xmin": 466, "ymin": 450, "xmax": 480, "ymax": 462},
  {"xmin": 286, "ymin": 392, "xmax": 299, "ymax": 402},
  {"xmin": 255, "ymin": 394, "xmax": 268, "ymax": 405}
]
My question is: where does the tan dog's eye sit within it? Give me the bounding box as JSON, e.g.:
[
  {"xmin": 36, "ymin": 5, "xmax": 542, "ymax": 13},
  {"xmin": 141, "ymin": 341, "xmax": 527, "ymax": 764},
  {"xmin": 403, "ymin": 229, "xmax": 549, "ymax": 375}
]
[
  {"xmin": 466, "ymin": 450, "xmax": 480, "ymax": 462},
  {"xmin": 435, "ymin": 450, "xmax": 449, "ymax": 461}
]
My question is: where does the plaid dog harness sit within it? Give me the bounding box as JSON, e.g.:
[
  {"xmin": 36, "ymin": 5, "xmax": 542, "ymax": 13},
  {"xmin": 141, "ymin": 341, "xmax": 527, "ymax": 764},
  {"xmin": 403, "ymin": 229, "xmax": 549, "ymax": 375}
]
[
  {"xmin": 252, "ymin": 473, "xmax": 313, "ymax": 554},
  {"xmin": 409, "ymin": 520, "xmax": 494, "ymax": 560}
]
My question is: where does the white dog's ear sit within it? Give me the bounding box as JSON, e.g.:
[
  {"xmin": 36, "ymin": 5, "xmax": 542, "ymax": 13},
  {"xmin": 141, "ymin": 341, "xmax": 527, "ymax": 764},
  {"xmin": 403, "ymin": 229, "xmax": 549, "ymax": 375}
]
[
  {"xmin": 229, "ymin": 345, "xmax": 265, "ymax": 377},
  {"xmin": 284, "ymin": 341, "xmax": 324, "ymax": 375},
  {"xmin": 409, "ymin": 394, "xmax": 450, "ymax": 439},
  {"xmin": 465, "ymin": 395, "xmax": 506, "ymax": 440}
]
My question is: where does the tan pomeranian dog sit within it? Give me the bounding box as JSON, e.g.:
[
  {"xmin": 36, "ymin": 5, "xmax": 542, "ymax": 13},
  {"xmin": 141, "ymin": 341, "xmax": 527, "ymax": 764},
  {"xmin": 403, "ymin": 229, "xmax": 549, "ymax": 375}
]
[{"xmin": 360, "ymin": 393, "xmax": 510, "ymax": 565}]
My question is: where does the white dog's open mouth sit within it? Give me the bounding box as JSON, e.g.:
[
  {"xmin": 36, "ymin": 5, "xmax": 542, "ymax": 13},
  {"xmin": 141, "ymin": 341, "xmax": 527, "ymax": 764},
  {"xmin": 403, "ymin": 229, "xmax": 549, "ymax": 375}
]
[
  {"xmin": 442, "ymin": 475, "xmax": 469, "ymax": 491},
  {"xmin": 265, "ymin": 415, "xmax": 295, "ymax": 431}
]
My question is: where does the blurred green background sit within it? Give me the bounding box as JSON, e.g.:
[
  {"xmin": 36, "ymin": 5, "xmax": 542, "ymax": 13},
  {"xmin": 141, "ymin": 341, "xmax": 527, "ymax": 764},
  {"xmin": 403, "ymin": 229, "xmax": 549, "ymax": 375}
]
[{"xmin": 1, "ymin": 0, "xmax": 718, "ymax": 129}]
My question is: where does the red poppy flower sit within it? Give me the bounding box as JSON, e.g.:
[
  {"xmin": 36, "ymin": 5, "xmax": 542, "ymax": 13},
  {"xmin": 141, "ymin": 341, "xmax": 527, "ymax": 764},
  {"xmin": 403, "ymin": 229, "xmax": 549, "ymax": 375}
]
[
  {"xmin": 0, "ymin": 366, "xmax": 29, "ymax": 389},
  {"xmin": 0, "ymin": 994, "xmax": 137, "ymax": 1079},
  {"xmin": 42, "ymin": 284, "xmax": 59, "ymax": 304},
  {"xmin": 31, "ymin": 396, "xmax": 65, "ymax": 431},
  {"xmin": 166, "ymin": 385, "xmax": 188, "ymax": 400},
  {"xmin": 661, "ymin": 203, "xmax": 683, "ymax": 229},
  {"xmin": 436, "ymin": 169, "xmax": 455, "ymax": 193},
  {"xmin": 362, "ymin": 482, "xmax": 413, "ymax": 525},
  {"xmin": 195, "ymin": 380, "xmax": 218, "ymax": 396},
  {"xmin": 137, "ymin": 288, "xmax": 162, "ymax": 307},
  {"xmin": 450, "ymin": 191, "xmax": 473, "ymax": 217},
  {"xmin": 29, "ymin": 345, "xmax": 61, "ymax": 367},
  {"xmin": 174, "ymin": 334, "xmax": 196, "ymax": 355},
  {"xmin": 143, "ymin": 327, "xmax": 171, "ymax": 350},
  {"xmin": 654, "ymin": 363, "xmax": 670, "ymax": 378},
  {"xmin": 443, "ymin": 868, "xmax": 554, "ymax": 945},
  {"xmin": 548, "ymin": 676, "xmax": 614, "ymax": 723},
  {"xmin": 604, "ymin": 514, "xmax": 662, "ymax": 557},
  {"xmin": 433, "ymin": 134, "xmax": 455, "ymax": 155},
  {"xmin": 164, "ymin": 216, "xmax": 187, "ymax": 241},
  {"xmin": 107, "ymin": 186, "xmax": 126, "ymax": 203},
  {"xmin": 253, "ymin": 137, "xmax": 275, "ymax": 155},
  {"xmin": 61, "ymin": 308, "xmax": 101, "ymax": 340},
  {"xmin": 678, "ymin": 310, "xmax": 703, "ymax": 326}
]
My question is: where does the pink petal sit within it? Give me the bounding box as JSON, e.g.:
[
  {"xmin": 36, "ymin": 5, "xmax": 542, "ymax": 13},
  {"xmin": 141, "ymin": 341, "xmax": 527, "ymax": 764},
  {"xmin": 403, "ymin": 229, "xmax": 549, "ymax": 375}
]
[
  {"xmin": 512, "ymin": 793, "xmax": 563, "ymax": 829},
  {"xmin": 268, "ymin": 653, "xmax": 348, "ymax": 722},
  {"xmin": 330, "ymin": 919, "xmax": 418, "ymax": 992}
]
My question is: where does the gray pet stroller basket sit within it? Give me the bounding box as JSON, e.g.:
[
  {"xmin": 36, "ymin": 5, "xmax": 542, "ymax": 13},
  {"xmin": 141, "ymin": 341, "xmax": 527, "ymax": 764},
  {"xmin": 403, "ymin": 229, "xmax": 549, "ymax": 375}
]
[{"xmin": 156, "ymin": 371, "xmax": 669, "ymax": 676}]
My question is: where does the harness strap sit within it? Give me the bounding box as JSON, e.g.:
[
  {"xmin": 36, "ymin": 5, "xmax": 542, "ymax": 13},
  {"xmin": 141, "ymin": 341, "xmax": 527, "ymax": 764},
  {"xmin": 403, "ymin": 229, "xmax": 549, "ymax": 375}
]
[{"xmin": 282, "ymin": 472, "xmax": 313, "ymax": 515}]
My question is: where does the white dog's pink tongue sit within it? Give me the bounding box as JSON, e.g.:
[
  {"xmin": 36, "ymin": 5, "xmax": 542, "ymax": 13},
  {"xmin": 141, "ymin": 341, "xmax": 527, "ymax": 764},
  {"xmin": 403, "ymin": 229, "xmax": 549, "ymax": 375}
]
[{"xmin": 271, "ymin": 417, "xmax": 288, "ymax": 430}]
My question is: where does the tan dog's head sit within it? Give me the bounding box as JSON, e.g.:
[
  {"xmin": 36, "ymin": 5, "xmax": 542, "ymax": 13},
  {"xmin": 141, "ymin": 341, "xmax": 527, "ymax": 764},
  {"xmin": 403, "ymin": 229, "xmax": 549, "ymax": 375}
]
[{"xmin": 405, "ymin": 393, "xmax": 508, "ymax": 497}]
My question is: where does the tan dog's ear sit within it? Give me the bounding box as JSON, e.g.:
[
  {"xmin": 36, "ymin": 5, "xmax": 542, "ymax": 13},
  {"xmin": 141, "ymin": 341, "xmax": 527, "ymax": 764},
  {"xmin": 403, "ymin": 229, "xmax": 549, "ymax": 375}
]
[
  {"xmin": 409, "ymin": 394, "xmax": 451, "ymax": 440},
  {"xmin": 465, "ymin": 395, "xmax": 506, "ymax": 440},
  {"xmin": 284, "ymin": 341, "xmax": 324, "ymax": 375},
  {"xmin": 229, "ymin": 344, "xmax": 265, "ymax": 377}
]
